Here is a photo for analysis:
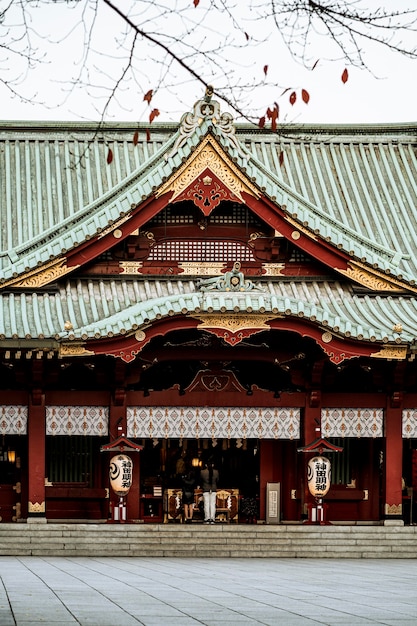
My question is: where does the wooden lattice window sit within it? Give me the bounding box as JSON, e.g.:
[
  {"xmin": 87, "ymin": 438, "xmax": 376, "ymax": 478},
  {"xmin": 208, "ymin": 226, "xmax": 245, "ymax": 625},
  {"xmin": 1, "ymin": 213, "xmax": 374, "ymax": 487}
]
[
  {"xmin": 46, "ymin": 436, "xmax": 95, "ymax": 485},
  {"xmin": 147, "ymin": 240, "xmax": 255, "ymax": 262}
]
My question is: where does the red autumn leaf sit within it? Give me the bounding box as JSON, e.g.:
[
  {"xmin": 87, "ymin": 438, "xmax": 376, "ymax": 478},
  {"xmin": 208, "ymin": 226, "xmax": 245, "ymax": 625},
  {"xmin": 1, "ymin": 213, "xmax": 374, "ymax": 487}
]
[
  {"xmin": 263, "ymin": 65, "xmax": 268, "ymax": 76},
  {"xmin": 258, "ymin": 116, "xmax": 266, "ymax": 129},
  {"xmin": 267, "ymin": 104, "xmax": 279, "ymax": 131},
  {"xmin": 289, "ymin": 91, "xmax": 297, "ymax": 106},
  {"xmin": 301, "ymin": 89, "xmax": 310, "ymax": 104},
  {"xmin": 341, "ymin": 68, "xmax": 349, "ymax": 84},
  {"xmin": 133, "ymin": 131, "xmax": 139, "ymax": 146},
  {"xmin": 146, "ymin": 129, "xmax": 151, "ymax": 142},
  {"xmin": 279, "ymin": 151, "xmax": 284, "ymax": 167},
  {"xmin": 149, "ymin": 108, "xmax": 160, "ymax": 123},
  {"xmin": 193, "ymin": 0, "xmax": 199, "ymax": 6},
  {"xmin": 143, "ymin": 89, "xmax": 153, "ymax": 104},
  {"xmin": 106, "ymin": 148, "xmax": 113, "ymax": 164}
]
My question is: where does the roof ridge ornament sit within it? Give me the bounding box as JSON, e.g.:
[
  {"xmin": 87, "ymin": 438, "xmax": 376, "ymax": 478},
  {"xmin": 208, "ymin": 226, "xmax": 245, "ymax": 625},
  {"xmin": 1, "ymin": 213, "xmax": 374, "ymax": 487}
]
[
  {"xmin": 197, "ymin": 261, "xmax": 260, "ymax": 292},
  {"xmin": 166, "ymin": 86, "xmax": 248, "ymax": 161}
]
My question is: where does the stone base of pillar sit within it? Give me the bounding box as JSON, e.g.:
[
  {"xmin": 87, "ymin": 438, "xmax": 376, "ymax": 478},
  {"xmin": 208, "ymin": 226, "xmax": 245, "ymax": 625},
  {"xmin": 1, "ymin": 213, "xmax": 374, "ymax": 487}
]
[
  {"xmin": 27, "ymin": 516, "xmax": 47, "ymax": 524},
  {"xmin": 383, "ymin": 518, "xmax": 404, "ymax": 526}
]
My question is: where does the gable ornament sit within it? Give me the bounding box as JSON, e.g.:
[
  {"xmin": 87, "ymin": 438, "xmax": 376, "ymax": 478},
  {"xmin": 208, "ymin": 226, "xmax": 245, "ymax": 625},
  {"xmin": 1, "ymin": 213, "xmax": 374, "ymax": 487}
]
[
  {"xmin": 197, "ymin": 261, "xmax": 259, "ymax": 292},
  {"xmin": 166, "ymin": 86, "xmax": 248, "ymax": 162}
]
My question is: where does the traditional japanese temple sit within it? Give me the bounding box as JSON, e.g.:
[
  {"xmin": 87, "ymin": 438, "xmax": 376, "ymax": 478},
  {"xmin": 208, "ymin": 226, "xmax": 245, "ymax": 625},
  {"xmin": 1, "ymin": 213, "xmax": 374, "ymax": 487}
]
[{"xmin": 1, "ymin": 90, "xmax": 416, "ymax": 526}]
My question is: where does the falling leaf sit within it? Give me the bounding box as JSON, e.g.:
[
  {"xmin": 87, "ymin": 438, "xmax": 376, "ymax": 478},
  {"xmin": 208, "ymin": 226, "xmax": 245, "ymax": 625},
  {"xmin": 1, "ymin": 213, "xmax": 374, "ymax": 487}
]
[
  {"xmin": 143, "ymin": 89, "xmax": 153, "ymax": 104},
  {"xmin": 133, "ymin": 131, "xmax": 139, "ymax": 146},
  {"xmin": 193, "ymin": 0, "xmax": 199, "ymax": 6},
  {"xmin": 149, "ymin": 108, "xmax": 160, "ymax": 123},
  {"xmin": 279, "ymin": 151, "xmax": 284, "ymax": 167},
  {"xmin": 341, "ymin": 68, "xmax": 349, "ymax": 84},
  {"xmin": 146, "ymin": 129, "xmax": 151, "ymax": 142},
  {"xmin": 258, "ymin": 116, "xmax": 266, "ymax": 129},
  {"xmin": 301, "ymin": 89, "xmax": 310, "ymax": 104},
  {"xmin": 289, "ymin": 91, "xmax": 297, "ymax": 106},
  {"xmin": 263, "ymin": 65, "xmax": 268, "ymax": 76},
  {"xmin": 106, "ymin": 148, "xmax": 113, "ymax": 164}
]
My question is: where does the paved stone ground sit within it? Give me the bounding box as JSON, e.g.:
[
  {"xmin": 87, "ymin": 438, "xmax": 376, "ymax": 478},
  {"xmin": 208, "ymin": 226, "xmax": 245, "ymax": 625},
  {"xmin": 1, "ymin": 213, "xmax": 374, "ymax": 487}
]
[{"xmin": 0, "ymin": 557, "xmax": 417, "ymax": 625}]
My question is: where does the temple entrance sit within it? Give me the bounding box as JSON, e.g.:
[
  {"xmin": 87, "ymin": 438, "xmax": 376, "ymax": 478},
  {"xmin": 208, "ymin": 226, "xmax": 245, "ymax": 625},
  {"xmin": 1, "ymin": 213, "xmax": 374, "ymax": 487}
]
[{"xmin": 139, "ymin": 437, "xmax": 260, "ymax": 523}]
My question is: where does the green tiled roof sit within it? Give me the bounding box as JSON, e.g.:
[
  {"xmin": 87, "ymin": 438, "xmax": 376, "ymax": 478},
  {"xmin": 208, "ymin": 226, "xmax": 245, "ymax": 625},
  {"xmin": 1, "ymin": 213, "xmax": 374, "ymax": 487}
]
[
  {"xmin": 0, "ymin": 278, "xmax": 413, "ymax": 345},
  {"xmin": 0, "ymin": 111, "xmax": 416, "ymax": 285},
  {"xmin": 0, "ymin": 97, "xmax": 416, "ymax": 349}
]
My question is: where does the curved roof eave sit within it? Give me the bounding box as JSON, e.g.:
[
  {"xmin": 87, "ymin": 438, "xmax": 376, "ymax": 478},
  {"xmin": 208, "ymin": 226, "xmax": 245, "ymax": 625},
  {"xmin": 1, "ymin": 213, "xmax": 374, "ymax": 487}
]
[{"xmin": 58, "ymin": 289, "xmax": 411, "ymax": 346}]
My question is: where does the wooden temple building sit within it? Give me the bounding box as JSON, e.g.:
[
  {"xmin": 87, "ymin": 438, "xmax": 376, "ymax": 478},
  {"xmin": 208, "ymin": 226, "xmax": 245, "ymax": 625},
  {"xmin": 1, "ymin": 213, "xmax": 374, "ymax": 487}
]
[{"xmin": 1, "ymin": 91, "xmax": 417, "ymax": 525}]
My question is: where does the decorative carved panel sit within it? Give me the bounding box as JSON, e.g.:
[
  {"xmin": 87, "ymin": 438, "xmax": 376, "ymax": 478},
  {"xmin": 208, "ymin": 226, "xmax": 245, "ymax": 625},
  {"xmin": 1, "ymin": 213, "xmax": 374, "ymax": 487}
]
[{"xmin": 157, "ymin": 136, "xmax": 260, "ymax": 208}]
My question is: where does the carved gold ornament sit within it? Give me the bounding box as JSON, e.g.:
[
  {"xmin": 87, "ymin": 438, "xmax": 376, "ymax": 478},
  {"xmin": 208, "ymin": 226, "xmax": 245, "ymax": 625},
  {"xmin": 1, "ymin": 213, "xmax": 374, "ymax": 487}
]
[
  {"xmin": 370, "ymin": 345, "xmax": 407, "ymax": 360},
  {"xmin": 339, "ymin": 261, "xmax": 409, "ymax": 293},
  {"xmin": 285, "ymin": 216, "xmax": 318, "ymax": 241},
  {"xmin": 59, "ymin": 343, "xmax": 94, "ymax": 358},
  {"xmin": 179, "ymin": 262, "xmax": 226, "ymax": 275},
  {"xmin": 195, "ymin": 314, "xmax": 276, "ymax": 333},
  {"xmin": 119, "ymin": 261, "xmax": 143, "ymax": 274},
  {"xmin": 1, "ymin": 258, "xmax": 76, "ymax": 290},
  {"xmin": 28, "ymin": 501, "xmax": 45, "ymax": 513},
  {"xmin": 384, "ymin": 503, "xmax": 402, "ymax": 516},
  {"xmin": 261, "ymin": 263, "xmax": 285, "ymax": 276},
  {"xmin": 156, "ymin": 136, "xmax": 260, "ymax": 205}
]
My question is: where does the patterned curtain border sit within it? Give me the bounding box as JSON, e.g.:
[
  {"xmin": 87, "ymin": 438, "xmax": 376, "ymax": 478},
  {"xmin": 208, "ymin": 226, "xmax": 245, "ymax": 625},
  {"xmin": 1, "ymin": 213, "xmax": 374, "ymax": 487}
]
[
  {"xmin": 127, "ymin": 406, "xmax": 300, "ymax": 440},
  {"xmin": 402, "ymin": 410, "xmax": 417, "ymax": 438},
  {"xmin": 46, "ymin": 406, "xmax": 109, "ymax": 436},
  {"xmin": 321, "ymin": 408, "xmax": 383, "ymax": 438},
  {"xmin": 0, "ymin": 406, "xmax": 28, "ymax": 435}
]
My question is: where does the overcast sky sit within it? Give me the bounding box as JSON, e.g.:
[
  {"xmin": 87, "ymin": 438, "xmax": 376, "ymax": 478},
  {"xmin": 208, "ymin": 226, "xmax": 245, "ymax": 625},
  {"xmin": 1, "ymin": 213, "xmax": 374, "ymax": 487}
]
[{"xmin": 0, "ymin": 1, "xmax": 416, "ymax": 125}]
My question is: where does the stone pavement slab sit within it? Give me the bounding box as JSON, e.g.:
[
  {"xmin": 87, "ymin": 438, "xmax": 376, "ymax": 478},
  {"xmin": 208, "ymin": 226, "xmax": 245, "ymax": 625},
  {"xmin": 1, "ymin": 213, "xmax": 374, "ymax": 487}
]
[{"xmin": 0, "ymin": 557, "xmax": 417, "ymax": 625}]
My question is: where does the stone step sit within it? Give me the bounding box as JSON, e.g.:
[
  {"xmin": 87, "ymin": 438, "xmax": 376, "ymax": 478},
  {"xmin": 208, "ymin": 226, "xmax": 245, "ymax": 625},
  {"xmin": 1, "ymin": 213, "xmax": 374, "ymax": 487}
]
[{"xmin": 1, "ymin": 523, "xmax": 417, "ymax": 558}]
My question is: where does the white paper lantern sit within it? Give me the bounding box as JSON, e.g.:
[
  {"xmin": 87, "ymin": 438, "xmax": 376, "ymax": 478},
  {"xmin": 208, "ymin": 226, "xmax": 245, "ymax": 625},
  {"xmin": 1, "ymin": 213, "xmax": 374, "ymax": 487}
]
[
  {"xmin": 307, "ymin": 456, "xmax": 331, "ymax": 497},
  {"xmin": 109, "ymin": 454, "xmax": 133, "ymax": 496}
]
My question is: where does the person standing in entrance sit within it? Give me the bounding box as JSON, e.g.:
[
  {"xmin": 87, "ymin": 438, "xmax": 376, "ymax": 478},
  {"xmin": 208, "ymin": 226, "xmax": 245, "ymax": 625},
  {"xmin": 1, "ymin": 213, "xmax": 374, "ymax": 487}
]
[
  {"xmin": 200, "ymin": 460, "xmax": 219, "ymax": 524},
  {"xmin": 181, "ymin": 465, "xmax": 196, "ymax": 524}
]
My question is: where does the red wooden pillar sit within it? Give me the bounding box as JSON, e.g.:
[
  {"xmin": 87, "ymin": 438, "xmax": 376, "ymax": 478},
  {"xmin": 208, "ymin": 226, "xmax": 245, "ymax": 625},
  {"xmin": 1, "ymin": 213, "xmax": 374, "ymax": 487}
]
[
  {"xmin": 384, "ymin": 395, "xmax": 403, "ymax": 524},
  {"xmin": 27, "ymin": 393, "xmax": 46, "ymax": 521},
  {"xmin": 259, "ymin": 439, "xmax": 279, "ymax": 521}
]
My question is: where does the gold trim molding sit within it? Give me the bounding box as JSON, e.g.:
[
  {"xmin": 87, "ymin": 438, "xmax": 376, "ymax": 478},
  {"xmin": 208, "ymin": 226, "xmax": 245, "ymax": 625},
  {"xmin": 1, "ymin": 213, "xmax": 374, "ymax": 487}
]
[
  {"xmin": 339, "ymin": 261, "xmax": 409, "ymax": 293},
  {"xmin": 384, "ymin": 503, "xmax": 402, "ymax": 516},
  {"xmin": 1, "ymin": 258, "xmax": 77, "ymax": 289},
  {"xmin": 59, "ymin": 343, "xmax": 95, "ymax": 358},
  {"xmin": 28, "ymin": 501, "xmax": 45, "ymax": 513},
  {"xmin": 195, "ymin": 314, "xmax": 277, "ymax": 333},
  {"xmin": 285, "ymin": 216, "xmax": 318, "ymax": 241},
  {"xmin": 370, "ymin": 345, "xmax": 407, "ymax": 360},
  {"xmin": 156, "ymin": 135, "xmax": 260, "ymax": 204},
  {"xmin": 179, "ymin": 262, "xmax": 226, "ymax": 275}
]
